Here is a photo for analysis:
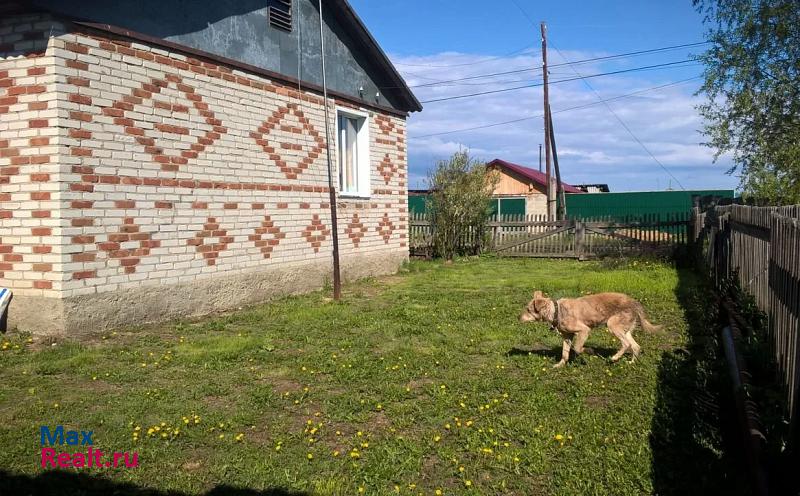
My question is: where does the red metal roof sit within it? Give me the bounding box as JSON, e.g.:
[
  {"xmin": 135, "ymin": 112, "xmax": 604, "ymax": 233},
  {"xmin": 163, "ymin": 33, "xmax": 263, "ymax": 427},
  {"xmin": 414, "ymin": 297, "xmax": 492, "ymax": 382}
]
[{"xmin": 487, "ymin": 159, "xmax": 583, "ymax": 194}]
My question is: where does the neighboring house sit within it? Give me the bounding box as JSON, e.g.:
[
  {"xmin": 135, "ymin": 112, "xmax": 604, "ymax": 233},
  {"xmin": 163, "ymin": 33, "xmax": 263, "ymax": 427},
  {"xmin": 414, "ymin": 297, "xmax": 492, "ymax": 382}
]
[
  {"xmin": 0, "ymin": 0, "xmax": 421, "ymax": 334},
  {"xmin": 487, "ymin": 159, "xmax": 582, "ymax": 217}
]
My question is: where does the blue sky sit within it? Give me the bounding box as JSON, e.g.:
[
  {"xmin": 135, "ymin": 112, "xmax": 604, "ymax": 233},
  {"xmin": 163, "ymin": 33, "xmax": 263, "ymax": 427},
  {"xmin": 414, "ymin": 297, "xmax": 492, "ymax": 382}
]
[{"xmin": 350, "ymin": 0, "xmax": 739, "ymax": 192}]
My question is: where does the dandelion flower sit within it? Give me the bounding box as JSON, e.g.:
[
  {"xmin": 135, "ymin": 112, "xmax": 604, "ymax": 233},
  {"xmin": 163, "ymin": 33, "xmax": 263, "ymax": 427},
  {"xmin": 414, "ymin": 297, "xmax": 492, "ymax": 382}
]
[
  {"xmin": 554, "ymin": 434, "xmax": 564, "ymax": 441},
  {"xmin": 307, "ymin": 453, "xmax": 313, "ymax": 460},
  {"xmin": 465, "ymin": 480, "xmax": 472, "ymax": 487}
]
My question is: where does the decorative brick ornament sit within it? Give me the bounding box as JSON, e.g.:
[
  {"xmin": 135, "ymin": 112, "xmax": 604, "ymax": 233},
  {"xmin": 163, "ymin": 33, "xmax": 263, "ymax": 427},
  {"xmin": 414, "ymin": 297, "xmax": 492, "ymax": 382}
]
[
  {"xmin": 97, "ymin": 217, "xmax": 160, "ymax": 274},
  {"xmin": 345, "ymin": 213, "xmax": 368, "ymax": 248},
  {"xmin": 187, "ymin": 218, "xmax": 233, "ymax": 266},
  {"xmin": 250, "ymin": 103, "xmax": 325, "ymax": 179},
  {"xmin": 104, "ymin": 75, "xmax": 226, "ymax": 172},
  {"xmin": 303, "ymin": 214, "xmax": 331, "ymax": 253},
  {"xmin": 249, "ymin": 215, "xmax": 285, "ymax": 259},
  {"xmin": 376, "ymin": 213, "xmax": 396, "ymax": 244}
]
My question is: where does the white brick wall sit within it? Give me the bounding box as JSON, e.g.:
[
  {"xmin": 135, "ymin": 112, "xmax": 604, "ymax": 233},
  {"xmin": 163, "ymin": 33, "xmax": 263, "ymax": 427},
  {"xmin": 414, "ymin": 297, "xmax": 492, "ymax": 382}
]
[{"xmin": 1, "ymin": 14, "xmax": 409, "ymax": 302}]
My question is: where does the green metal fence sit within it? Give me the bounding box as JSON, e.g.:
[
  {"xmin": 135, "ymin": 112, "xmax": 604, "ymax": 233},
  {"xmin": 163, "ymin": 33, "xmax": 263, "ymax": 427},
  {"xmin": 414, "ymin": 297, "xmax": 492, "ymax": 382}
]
[
  {"xmin": 410, "ymin": 190, "xmax": 736, "ymax": 221},
  {"xmin": 565, "ymin": 189, "xmax": 734, "ymax": 221}
]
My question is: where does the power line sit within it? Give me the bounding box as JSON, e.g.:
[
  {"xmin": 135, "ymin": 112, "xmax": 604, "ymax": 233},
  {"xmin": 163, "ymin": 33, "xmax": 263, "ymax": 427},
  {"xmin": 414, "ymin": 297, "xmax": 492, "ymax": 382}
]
[
  {"xmin": 551, "ymin": 43, "xmax": 687, "ymax": 191},
  {"xmin": 409, "ymin": 76, "xmax": 701, "ymax": 139},
  {"xmin": 420, "ymin": 60, "xmax": 700, "ymax": 103},
  {"xmin": 394, "ymin": 44, "xmax": 537, "ymax": 68},
  {"xmin": 399, "ymin": 41, "xmax": 709, "ymax": 89}
]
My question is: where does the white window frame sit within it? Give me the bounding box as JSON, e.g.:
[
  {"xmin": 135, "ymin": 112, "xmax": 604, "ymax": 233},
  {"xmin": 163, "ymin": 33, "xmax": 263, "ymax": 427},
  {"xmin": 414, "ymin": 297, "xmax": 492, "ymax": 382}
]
[{"xmin": 335, "ymin": 107, "xmax": 371, "ymax": 199}]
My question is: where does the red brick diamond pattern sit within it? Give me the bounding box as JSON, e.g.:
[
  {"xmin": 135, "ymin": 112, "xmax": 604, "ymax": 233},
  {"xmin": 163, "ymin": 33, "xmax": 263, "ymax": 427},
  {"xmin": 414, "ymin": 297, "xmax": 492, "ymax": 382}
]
[
  {"xmin": 375, "ymin": 115, "xmax": 403, "ymax": 185},
  {"xmin": 105, "ymin": 74, "xmax": 226, "ymax": 172},
  {"xmin": 303, "ymin": 214, "xmax": 331, "ymax": 253},
  {"xmin": 345, "ymin": 213, "xmax": 368, "ymax": 248},
  {"xmin": 250, "ymin": 103, "xmax": 325, "ymax": 180},
  {"xmin": 97, "ymin": 217, "xmax": 160, "ymax": 274},
  {"xmin": 376, "ymin": 213, "xmax": 396, "ymax": 244},
  {"xmin": 249, "ymin": 215, "xmax": 285, "ymax": 259},
  {"xmin": 187, "ymin": 217, "xmax": 233, "ymax": 266}
]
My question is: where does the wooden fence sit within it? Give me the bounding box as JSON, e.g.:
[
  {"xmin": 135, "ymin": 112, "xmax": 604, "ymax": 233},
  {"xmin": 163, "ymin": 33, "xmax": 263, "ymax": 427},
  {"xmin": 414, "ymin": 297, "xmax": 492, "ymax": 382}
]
[
  {"xmin": 697, "ymin": 204, "xmax": 800, "ymax": 448},
  {"xmin": 410, "ymin": 211, "xmax": 692, "ymax": 259}
]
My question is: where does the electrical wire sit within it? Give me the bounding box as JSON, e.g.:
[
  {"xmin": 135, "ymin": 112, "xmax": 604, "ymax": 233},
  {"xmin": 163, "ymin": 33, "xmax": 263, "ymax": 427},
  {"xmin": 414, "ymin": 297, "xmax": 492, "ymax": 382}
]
[
  {"xmin": 551, "ymin": 43, "xmax": 687, "ymax": 190},
  {"xmin": 419, "ymin": 60, "xmax": 700, "ymax": 103},
  {"xmin": 397, "ymin": 41, "xmax": 709, "ymax": 90},
  {"xmin": 409, "ymin": 76, "xmax": 701, "ymax": 139},
  {"xmin": 394, "ymin": 44, "xmax": 537, "ymax": 68}
]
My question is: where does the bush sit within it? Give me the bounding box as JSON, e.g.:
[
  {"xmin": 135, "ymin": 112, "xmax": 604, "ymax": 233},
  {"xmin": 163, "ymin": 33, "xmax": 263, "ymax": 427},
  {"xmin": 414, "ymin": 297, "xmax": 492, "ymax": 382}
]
[{"xmin": 426, "ymin": 151, "xmax": 498, "ymax": 260}]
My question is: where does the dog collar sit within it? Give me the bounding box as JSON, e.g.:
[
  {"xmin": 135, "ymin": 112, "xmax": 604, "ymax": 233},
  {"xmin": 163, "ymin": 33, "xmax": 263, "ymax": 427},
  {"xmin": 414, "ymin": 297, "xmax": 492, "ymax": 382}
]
[{"xmin": 551, "ymin": 300, "xmax": 561, "ymax": 331}]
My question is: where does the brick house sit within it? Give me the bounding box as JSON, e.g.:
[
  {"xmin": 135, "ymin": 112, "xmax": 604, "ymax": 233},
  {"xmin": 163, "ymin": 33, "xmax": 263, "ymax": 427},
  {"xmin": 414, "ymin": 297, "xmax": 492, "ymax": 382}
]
[{"xmin": 0, "ymin": 0, "xmax": 422, "ymax": 334}]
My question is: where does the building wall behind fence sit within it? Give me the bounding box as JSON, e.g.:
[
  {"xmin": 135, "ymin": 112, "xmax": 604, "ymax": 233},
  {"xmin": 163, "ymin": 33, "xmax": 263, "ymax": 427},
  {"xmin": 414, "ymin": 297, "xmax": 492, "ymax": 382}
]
[{"xmin": 0, "ymin": 14, "xmax": 409, "ymax": 334}]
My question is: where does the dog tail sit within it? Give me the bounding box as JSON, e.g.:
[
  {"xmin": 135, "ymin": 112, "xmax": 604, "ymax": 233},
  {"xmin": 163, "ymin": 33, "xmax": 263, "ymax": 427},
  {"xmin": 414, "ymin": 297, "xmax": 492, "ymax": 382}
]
[{"xmin": 635, "ymin": 305, "xmax": 663, "ymax": 333}]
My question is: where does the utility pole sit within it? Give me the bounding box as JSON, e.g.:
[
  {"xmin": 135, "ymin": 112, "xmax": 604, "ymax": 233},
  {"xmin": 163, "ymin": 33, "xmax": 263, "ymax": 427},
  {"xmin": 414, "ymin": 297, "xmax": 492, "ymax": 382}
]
[
  {"xmin": 547, "ymin": 104, "xmax": 566, "ymax": 220},
  {"xmin": 538, "ymin": 143, "xmax": 542, "ymax": 173},
  {"xmin": 318, "ymin": 0, "xmax": 341, "ymax": 300},
  {"xmin": 541, "ymin": 22, "xmax": 555, "ymax": 221}
]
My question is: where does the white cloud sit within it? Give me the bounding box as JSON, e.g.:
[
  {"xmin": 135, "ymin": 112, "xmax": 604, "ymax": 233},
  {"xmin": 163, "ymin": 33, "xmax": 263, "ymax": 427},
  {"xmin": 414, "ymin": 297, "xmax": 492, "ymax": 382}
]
[{"xmin": 393, "ymin": 49, "xmax": 738, "ymax": 192}]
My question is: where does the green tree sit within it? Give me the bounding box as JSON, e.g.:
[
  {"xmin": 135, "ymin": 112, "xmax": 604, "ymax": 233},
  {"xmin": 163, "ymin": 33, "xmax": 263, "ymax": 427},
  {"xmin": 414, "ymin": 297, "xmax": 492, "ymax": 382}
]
[
  {"xmin": 694, "ymin": 0, "xmax": 800, "ymax": 204},
  {"xmin": 427, "ymin": 151, "xmax": 498, "ymax": 261}
]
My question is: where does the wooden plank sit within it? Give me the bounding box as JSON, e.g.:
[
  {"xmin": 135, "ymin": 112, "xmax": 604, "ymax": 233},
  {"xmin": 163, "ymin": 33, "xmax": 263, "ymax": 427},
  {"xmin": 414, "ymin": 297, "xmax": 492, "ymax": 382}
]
[{"xmin": 495, "ymin": 224, "xmax": 573, "ymax": 252}]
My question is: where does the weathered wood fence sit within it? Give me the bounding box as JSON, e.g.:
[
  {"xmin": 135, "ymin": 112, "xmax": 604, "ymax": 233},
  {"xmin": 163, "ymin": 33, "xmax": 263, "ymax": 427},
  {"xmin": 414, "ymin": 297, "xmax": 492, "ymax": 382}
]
[
  {"xmin": 696, "ymin": 204, "xmax": 800, "ymax": 448},
  {"xmin": 410, "ymin": 211, "xmax": 692, "ymax": 259}
]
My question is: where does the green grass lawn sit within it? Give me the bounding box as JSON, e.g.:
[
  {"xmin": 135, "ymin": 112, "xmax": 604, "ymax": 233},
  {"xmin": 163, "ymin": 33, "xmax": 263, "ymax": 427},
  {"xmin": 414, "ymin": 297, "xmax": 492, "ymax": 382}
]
[{"xmin": 0, "ymin": 257, "xmax": 745, "ymax": 495}]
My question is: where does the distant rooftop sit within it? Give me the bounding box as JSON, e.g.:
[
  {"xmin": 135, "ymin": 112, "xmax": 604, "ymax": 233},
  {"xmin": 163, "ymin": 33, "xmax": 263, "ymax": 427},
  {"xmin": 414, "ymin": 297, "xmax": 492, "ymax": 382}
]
[{"xmin": 487, "ymin": 159, "xmax": 583, "ymax": 193}]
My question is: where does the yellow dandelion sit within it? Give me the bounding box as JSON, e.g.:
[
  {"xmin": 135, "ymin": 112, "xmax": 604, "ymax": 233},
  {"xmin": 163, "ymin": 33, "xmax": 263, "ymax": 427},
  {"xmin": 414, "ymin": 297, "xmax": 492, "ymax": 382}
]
[
  {"xmin": 465, "ymin": 480, "xmax": 472, "ymax": 487},
  {"xmin": 307, "ymin": 453, "xmax": 313, "ymax": 460},
  {"xmin": 554, "ymin": 434, "xmax": 564, "ymax": 441}
]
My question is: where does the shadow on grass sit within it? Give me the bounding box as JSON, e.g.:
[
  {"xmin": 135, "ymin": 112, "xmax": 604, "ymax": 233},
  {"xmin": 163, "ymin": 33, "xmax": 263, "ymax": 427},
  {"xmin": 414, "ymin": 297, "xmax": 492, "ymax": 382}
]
[
  {"xmin": 648, "ymin": 266, "xmax": 750, "ymax": 495},
  {"xmin": 0, "ymin": 469, "xmax": 309, "ymax": 496},
  {"xmin": 506, "ymin": 345, "xmax": 619, "ymax": 361}
]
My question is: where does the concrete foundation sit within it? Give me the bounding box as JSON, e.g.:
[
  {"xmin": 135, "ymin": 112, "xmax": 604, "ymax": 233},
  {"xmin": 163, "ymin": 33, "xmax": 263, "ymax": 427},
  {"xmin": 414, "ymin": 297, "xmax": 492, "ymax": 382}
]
[{"xmin": 8, "ymin": 250, "xmax": 407, "ymax": 336}]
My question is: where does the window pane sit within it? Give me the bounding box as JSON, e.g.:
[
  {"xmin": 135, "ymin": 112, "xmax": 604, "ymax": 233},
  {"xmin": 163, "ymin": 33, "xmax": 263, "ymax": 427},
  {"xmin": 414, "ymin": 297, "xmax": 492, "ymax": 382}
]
[
  {"xmin": 346, "ymin": 117, "xmax": 358, "ymax": 192},
  {"xmin": 337, "ymin": 114, "xmax": 364, "ymax": 195}
]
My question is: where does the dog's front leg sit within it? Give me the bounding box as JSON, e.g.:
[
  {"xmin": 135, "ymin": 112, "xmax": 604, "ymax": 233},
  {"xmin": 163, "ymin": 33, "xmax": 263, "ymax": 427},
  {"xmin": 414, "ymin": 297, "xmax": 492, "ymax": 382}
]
[{"xmin": 553, "ymin": 334, "xmax": 572, "ymax": 368}]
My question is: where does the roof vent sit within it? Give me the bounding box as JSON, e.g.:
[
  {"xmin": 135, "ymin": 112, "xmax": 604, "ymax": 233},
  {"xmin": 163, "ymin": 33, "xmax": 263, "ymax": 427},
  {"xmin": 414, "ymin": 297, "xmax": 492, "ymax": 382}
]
[{"xmin": 269, "ymin": 0, "xmax": 293, "ymax": 32}]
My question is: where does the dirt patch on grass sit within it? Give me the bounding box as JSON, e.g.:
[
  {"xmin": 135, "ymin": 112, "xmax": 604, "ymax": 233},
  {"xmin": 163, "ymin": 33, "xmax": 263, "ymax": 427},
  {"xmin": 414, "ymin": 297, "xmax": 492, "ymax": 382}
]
[
  {"xmin": 202, "ymin": 395, "xmax": 233, "ymax": 411},
  {"xmin": 406, "ymin": 378, "xmax": 434, "ymax": 392},
  {"xmin": 266, "ymin": 377, "xmax": 304, "ymax": 395},
  {"xmin": 585, "ymin": 395, "xmax": 610, "ymax": 409},
  {"xmin": 365, "ymin": 411, "xmax": 392, "ymax": 433}
]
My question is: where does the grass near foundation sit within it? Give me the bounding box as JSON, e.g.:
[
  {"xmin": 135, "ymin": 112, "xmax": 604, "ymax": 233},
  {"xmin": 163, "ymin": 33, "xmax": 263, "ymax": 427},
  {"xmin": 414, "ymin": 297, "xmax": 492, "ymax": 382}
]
[{"xmin": 0, "ymin": 257, "xmax": 747, "ymax": 495}]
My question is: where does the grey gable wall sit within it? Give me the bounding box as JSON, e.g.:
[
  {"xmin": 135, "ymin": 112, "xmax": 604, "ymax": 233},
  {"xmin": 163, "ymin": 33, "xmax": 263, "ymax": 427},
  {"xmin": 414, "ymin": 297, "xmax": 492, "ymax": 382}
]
[{"xmin": 29, "ymin": 0, "xmax": 406, "ymax": 111}]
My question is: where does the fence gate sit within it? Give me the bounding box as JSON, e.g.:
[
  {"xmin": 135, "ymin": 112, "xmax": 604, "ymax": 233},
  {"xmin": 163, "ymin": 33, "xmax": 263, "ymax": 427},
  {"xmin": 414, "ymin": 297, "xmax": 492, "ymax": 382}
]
[{"xmin": 492, "ymin": 213, "xmax": 691, "ymax": 259}]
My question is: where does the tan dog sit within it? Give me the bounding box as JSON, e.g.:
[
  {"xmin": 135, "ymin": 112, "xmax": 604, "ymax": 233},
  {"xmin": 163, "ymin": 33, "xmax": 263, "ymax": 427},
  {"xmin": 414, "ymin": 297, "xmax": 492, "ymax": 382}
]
[{"xmin": 520, "ymin": 291, "xmax": 662, "ymax": 367}]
